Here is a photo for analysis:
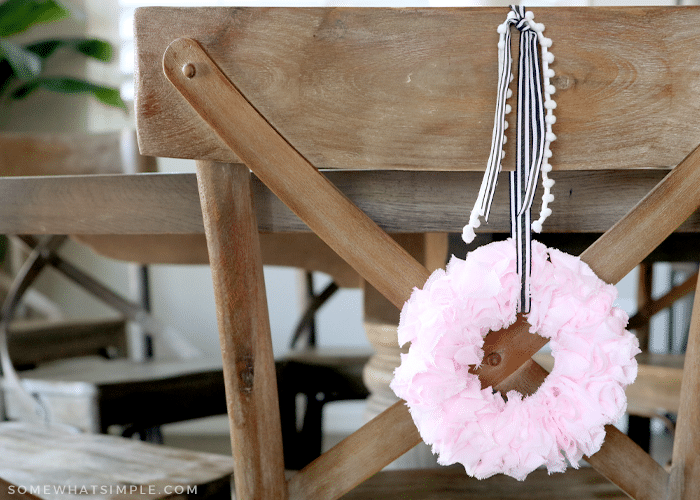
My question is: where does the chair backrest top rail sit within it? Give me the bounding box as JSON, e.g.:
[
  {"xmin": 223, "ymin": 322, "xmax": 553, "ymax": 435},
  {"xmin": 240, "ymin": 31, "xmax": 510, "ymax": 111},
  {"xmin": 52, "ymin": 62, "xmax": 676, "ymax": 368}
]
[{"xmin": 135, "ymin": 6, "xmax": 700, "ymax": 171}]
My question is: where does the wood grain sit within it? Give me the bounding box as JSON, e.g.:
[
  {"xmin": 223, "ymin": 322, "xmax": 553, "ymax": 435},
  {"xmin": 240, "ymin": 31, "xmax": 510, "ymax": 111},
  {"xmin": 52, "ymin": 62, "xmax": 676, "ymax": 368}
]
[
  {"xmin": 669, "ymin": 275, "xmax": 700, "ymax": 499},
  {"xmin": 136, "ymin": 7, "xmax": 700, "ymax": 171},
  {"xmin": 493, "ymin": 362, "xmax": 669, "ymax": 500},
  {"xmin": 0, "ymin": 422, "xmax": 232, "ymax": 500},
  {"xmin": 0, "ymin": 174, "xmax": 203, "ymax": 235},
  {"xmin": 290, "ymin": 358, "xmax": 669, "ymax": 500},
  {"xmin": 287, "ymin": 401, "xmax": 421, "ymax": 500},
  {"xmin": 195, "ymin": 161, "xmax": 286, "ymax": 500},
  {"xmin": 166, "ymin": 38, "xmax": 429, "ymax": 310},
  {"xmin": 1, "ymin": 170, "xmax": 698, "ymax": 235}
]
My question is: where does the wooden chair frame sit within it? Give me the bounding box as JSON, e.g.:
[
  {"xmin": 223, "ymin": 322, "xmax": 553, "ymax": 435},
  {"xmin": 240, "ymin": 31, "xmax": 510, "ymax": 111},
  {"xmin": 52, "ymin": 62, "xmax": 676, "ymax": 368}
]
[{"xmin": 135, "ymin": 7, "xmax": 700, "ymax": 500}]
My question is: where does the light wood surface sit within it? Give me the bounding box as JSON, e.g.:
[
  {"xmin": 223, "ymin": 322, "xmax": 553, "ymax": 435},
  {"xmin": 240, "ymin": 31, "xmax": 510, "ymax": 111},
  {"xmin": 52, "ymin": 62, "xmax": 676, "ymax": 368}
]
[
  {"xmin": 0, "ymin": 422, "xmax": 232, "ymax": 500},
  {"xmin": 287, "ymin": 401, "xmax": 421, "ymax": 500},
  {"xmin": 339, "ymin": 467, "xmax": 630, "ymax": 500},
  {"xmin": 195, "ymin": 161, "xmax": 286, "ymax": 500},
  {"xmin": 669, "ymin": 276, "xmax": 700, "ymax": 499},
  {"xmin": 136, "ymin": 7, "xmax": 700, "ymax": 171},
  {"xmin": 1, "ymin": 170, "xmax": 698, "ymax": 236},
  {"xmin": 165, "ymin": 38, "xmax": 429, "ymax": 311}
]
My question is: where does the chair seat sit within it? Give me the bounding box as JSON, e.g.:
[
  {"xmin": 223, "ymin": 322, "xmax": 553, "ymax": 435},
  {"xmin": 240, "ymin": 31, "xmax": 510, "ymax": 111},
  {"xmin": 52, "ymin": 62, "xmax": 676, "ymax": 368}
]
[
  {"xmin": 340, "ymin": 467, "xmax": 628, "ymax": 500},
  {"xmin": 0, "ymin": 422, "xmax": 232, "ymax": 500},
  {"xmin": 5, "ymin": 357, "xmax": 227, "ymax": 433}
]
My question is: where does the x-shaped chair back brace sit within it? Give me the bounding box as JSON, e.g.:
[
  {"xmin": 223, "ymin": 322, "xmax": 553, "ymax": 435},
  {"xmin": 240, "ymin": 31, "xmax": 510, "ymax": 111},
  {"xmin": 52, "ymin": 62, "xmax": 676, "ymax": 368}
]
[{"xmin": 138, "ymin": 8, "xmax": 700, "ymax": 500}]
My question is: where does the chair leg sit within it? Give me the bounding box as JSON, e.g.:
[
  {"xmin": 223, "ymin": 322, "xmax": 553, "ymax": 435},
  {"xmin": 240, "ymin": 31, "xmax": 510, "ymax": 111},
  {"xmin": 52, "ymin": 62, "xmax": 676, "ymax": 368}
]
[
  {"xmin": 669, "ymin": 273, "xmax": 700, "ymax": 499},
  {"xmin": 196, "ymin": 161, "xmax": 286, "ymax": 500}
]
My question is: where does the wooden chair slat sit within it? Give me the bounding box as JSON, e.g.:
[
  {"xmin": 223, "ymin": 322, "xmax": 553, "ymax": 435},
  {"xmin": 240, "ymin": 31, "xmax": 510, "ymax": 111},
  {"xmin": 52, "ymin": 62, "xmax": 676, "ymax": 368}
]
[
  {"xmin": 1, "ymin": 170, "xmax": 698, "ymax": 235},
  {"xmin": 130, "ymin": 7, "xmax": 700, "ymax": 498},
  {"xmin": 135, "ymin": 7, "xmax": 700, "ymax": 171},
  {"xmin": 195, "ymin": 161, "xmax": 286, "ymax": 499},
  {"xmin": 287, "ymin": 401, "xmax": 420, "ymax": 500}
]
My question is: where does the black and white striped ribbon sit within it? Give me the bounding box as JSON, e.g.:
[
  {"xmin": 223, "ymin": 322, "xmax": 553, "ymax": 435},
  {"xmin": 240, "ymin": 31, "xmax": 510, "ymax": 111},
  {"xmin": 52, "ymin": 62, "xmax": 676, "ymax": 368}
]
[
  {"xmin": 463, "ymin": 6, "xmax": 553, "ymax": 314},
  {"xmin": 511, "ymin": 5, "xmax": 546, "ymax": 313}
]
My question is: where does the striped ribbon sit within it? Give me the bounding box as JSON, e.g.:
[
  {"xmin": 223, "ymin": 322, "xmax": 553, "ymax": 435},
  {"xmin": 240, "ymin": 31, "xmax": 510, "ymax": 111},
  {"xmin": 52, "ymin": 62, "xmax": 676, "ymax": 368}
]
[
  {"xmin": 511, "ymin": 5, "xmax": 546, "ymax": 313},
  {"xmin": 464, "ymin": 6, "xmax": 549, "ymax": 313}
]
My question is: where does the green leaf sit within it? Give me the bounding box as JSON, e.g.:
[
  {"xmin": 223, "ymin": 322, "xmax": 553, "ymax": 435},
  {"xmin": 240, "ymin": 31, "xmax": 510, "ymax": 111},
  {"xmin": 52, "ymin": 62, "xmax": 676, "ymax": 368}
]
[
  {"xmin": 23, "ymin": 39, "xmax": 61, "ymax": 58},
  {"xmin": 26, "ymin": 37, "xmax": 112, "ymax": 62},
  {"xmin": 0, "ymin": 39, "xmax": 42, "ymax": 79},
  {"xmin": 73, "ymin": 39, "xmax": 112, "ymax": 62},
  {"xmin": 11, "ymin": 76, "xmax": 127, "ymax": 110},
  {"xmin": 0, "ymin": 0, "xmax": 70, "ymax": 38}
]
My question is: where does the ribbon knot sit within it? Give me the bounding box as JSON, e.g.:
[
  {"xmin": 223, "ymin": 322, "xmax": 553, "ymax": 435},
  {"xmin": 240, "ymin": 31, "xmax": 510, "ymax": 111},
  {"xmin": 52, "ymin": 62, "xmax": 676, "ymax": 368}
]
[{"xmin": 510, "ymin": 6, "xmax": 533, "ymax": 33}]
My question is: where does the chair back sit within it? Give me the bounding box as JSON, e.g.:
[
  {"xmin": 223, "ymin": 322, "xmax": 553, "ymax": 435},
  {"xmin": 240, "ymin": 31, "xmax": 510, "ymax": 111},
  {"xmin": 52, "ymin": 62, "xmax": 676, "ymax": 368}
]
[{"xmin": 134, "ymin": 7, "xmax": 700, "ymax": 500}]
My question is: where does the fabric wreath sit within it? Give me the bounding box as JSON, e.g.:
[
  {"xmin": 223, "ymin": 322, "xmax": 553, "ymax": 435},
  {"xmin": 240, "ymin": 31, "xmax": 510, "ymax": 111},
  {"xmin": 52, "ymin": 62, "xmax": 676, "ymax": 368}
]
[{"xmin": 390, "ymin": 239, "xmax": 639, "ymax": 481}]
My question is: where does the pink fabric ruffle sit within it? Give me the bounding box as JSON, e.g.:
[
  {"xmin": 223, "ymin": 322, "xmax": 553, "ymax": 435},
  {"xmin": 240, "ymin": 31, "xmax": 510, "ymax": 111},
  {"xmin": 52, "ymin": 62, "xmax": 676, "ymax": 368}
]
[{"xmin": 390, "ymin": 239, "xmax": 639, "ymax": 481}]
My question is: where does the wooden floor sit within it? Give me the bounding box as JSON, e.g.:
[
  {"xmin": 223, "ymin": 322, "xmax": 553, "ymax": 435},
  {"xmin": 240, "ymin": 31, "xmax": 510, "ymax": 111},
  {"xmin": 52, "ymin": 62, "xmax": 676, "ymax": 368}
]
[{"xmin": 340, "ymin": 467, "xmax": 629, "ymax": 500}]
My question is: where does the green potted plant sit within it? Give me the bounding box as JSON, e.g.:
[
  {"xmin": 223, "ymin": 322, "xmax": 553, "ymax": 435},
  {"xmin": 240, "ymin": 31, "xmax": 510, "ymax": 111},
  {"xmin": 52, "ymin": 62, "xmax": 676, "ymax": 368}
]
[{"xmin": 0, "ymin": 0, "xmax": 125, "ymax": 110}]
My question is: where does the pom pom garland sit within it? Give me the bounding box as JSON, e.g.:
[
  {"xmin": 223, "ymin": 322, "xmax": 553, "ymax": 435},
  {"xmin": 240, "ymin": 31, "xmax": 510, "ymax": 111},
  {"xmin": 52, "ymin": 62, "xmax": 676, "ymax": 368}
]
[{"xmin": 390, "ymin": 240, "xmax": 640, "ymax": 481}]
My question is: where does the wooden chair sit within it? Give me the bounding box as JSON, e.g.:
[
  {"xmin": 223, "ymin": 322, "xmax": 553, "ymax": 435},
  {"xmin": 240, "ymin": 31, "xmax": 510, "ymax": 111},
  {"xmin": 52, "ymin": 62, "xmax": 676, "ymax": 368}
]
[
  {"xmin": 129, "ymin": 6, "xmax": 700, "ymax": 499},
  {"xmin": 129, "ymin": 8, "xmax": 700, "ymax": 499},
  {"xmin": 0, "ymin": 6, "xmax": 694, "ymax": 499}
]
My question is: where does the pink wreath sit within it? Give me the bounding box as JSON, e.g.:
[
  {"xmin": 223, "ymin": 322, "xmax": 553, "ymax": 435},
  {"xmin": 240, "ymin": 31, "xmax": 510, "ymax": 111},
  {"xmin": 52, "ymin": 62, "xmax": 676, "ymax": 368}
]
[{"xmin": 390, "ymin": 239, "xmax": 640, "ymax": 481}]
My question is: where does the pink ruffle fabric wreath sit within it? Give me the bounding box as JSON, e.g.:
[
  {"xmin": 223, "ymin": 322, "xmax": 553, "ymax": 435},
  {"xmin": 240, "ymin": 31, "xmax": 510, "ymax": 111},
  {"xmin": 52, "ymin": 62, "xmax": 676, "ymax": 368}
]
[{"xmin": 390, "ymin": 239, "xmax": 640, "ymax": 481}]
